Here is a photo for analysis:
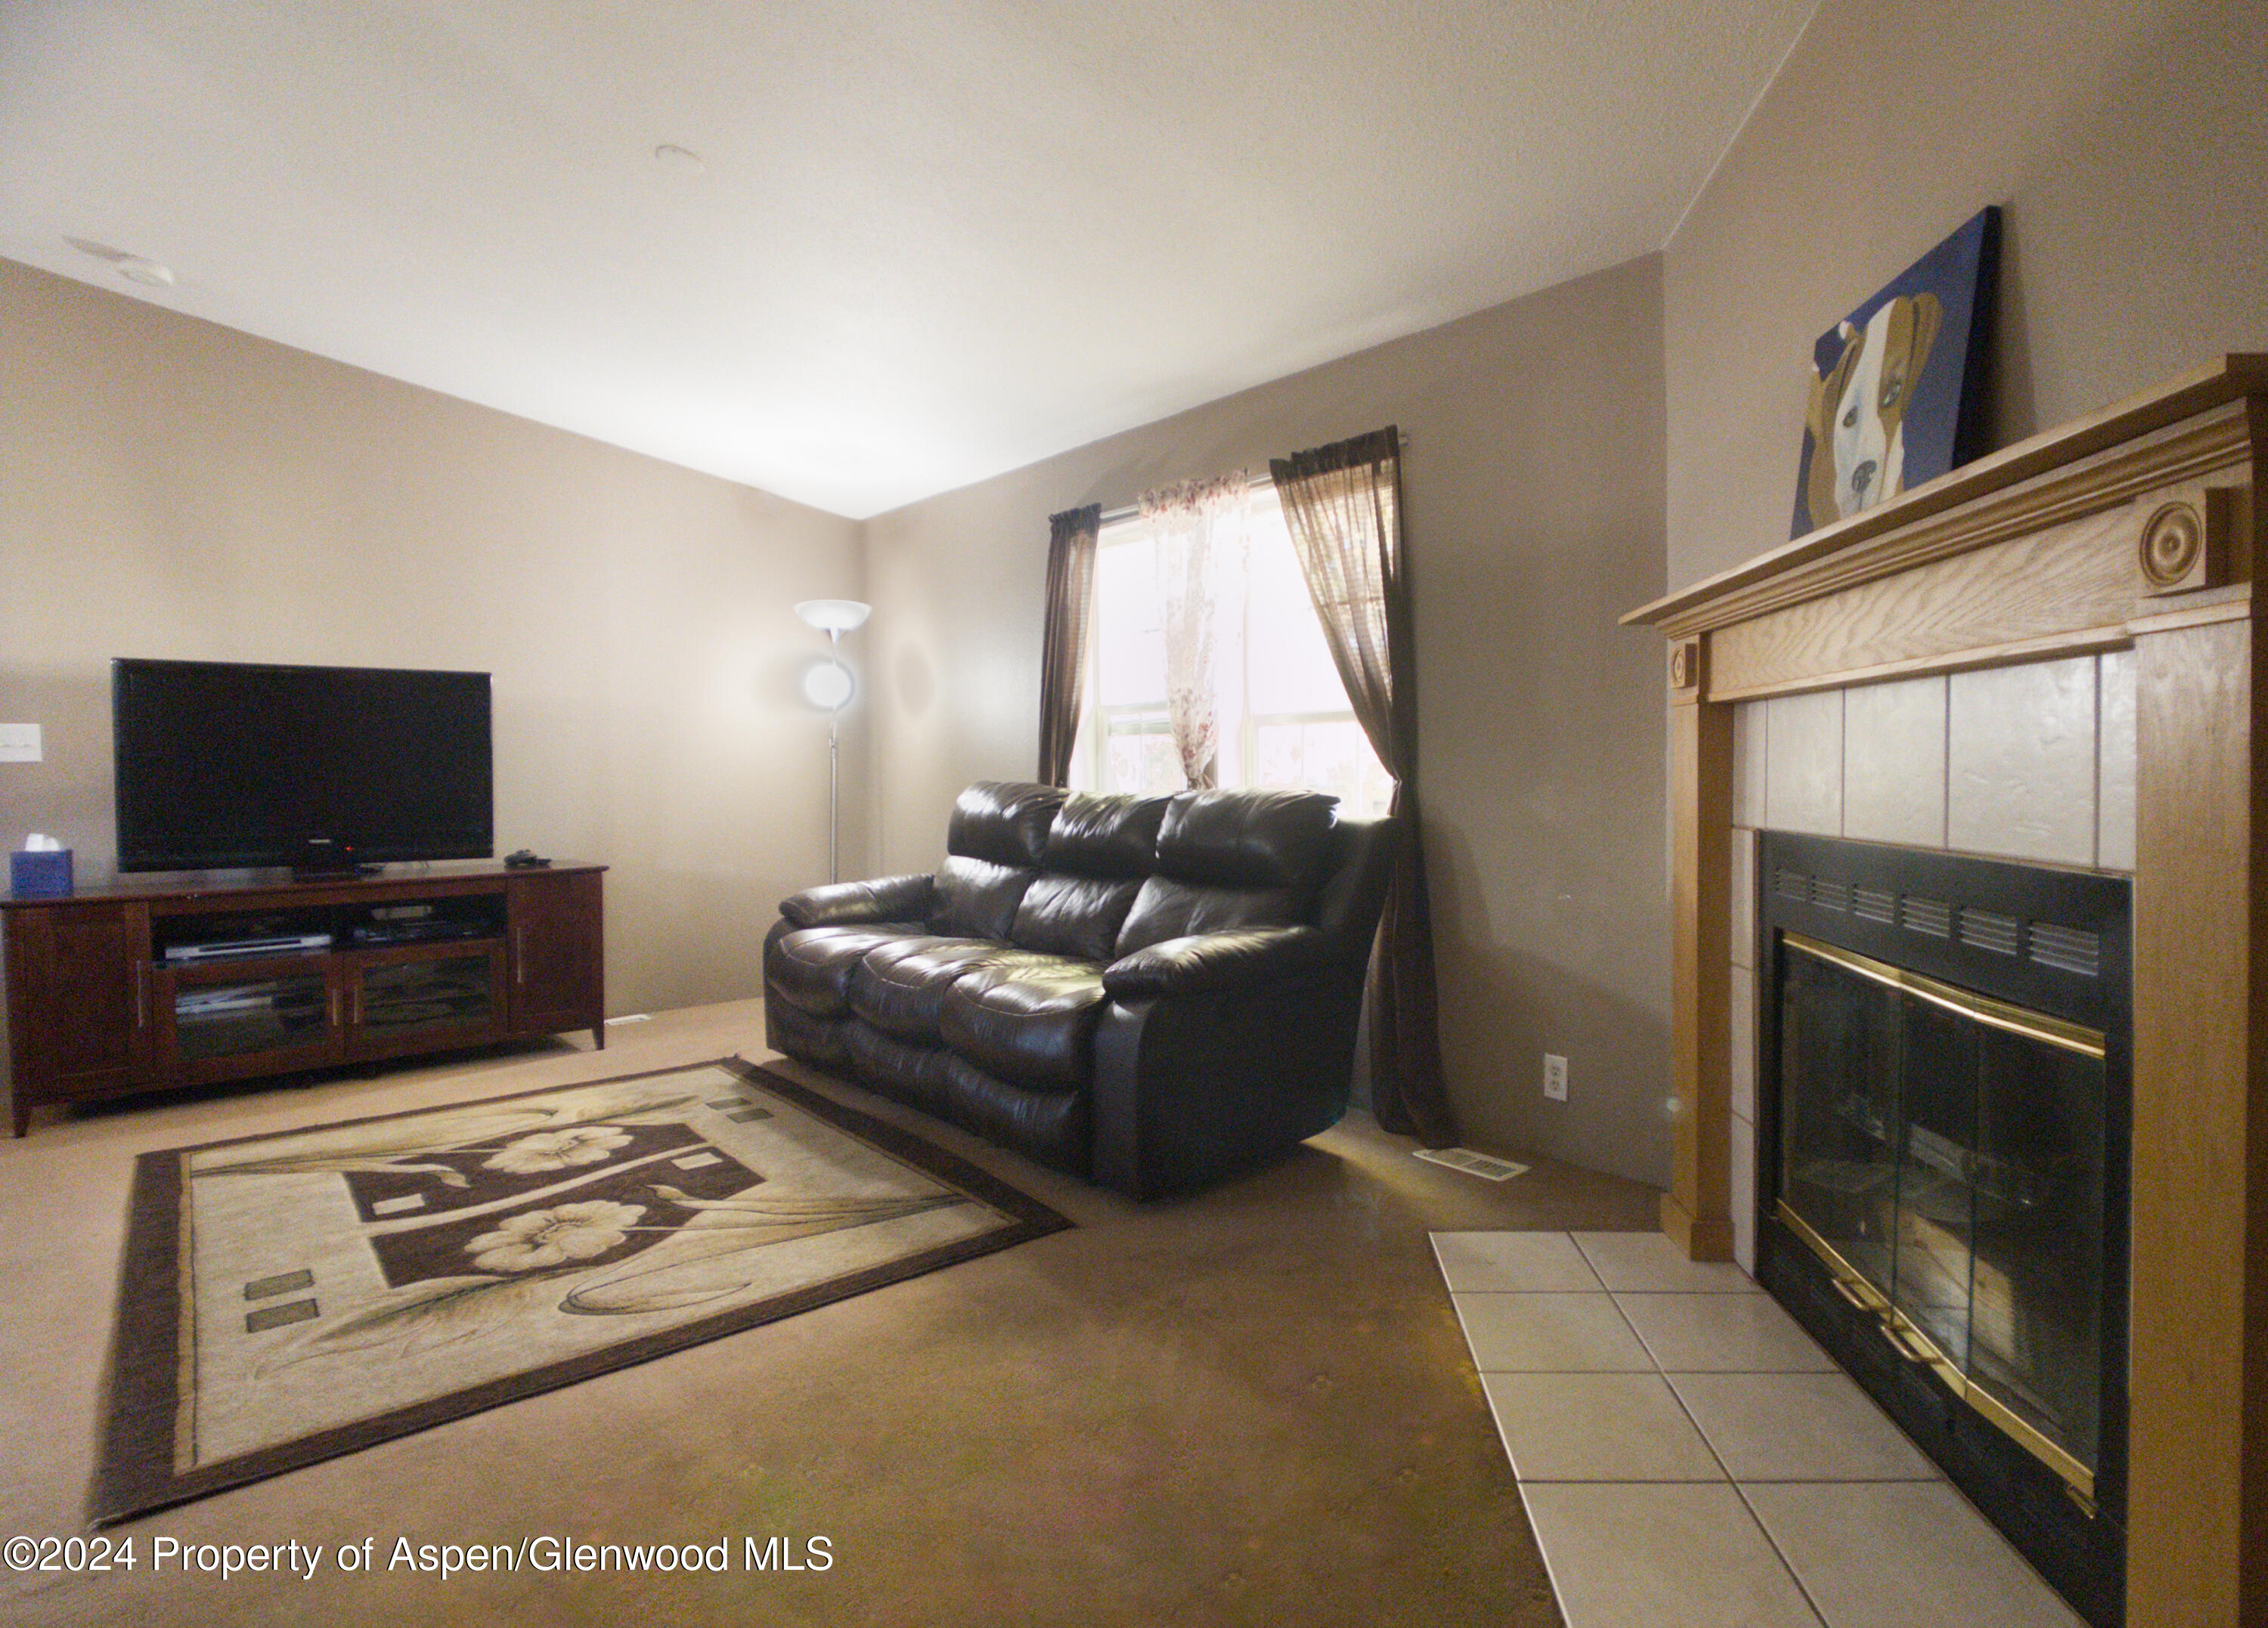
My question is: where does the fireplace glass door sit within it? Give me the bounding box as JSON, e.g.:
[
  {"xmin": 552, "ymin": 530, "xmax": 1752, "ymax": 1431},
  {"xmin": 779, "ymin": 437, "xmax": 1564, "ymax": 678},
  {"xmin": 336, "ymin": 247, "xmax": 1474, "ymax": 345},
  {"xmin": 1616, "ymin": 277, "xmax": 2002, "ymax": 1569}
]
[{"xmin": 1777, "ymin": 933, "xmax": 2107, "ymax": 1492}]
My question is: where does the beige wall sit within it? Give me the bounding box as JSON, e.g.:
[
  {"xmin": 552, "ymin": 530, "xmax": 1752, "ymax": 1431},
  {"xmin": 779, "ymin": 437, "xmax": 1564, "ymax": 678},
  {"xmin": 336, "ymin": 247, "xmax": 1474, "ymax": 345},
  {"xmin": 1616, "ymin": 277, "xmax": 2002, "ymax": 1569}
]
[
  {"xmin": 1664, "ymin": 0, "xmax": 2268, "ymax": 590},
  {"xmin": 0, "ymin": 259, "xmax": 866, "ymax": 1072},
  {"xmin": 865, "ymin": 256, "xmax": 1672, "ymax": 1186}
]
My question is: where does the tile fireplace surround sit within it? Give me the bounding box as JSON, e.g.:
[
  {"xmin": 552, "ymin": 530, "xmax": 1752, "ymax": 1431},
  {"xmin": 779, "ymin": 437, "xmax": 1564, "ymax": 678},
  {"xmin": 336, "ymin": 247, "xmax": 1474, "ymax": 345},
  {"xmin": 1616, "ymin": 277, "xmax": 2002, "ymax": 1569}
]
[{"xmin": 1625, "ymin": 356, "xmax": 2267, "ymax": 1626}]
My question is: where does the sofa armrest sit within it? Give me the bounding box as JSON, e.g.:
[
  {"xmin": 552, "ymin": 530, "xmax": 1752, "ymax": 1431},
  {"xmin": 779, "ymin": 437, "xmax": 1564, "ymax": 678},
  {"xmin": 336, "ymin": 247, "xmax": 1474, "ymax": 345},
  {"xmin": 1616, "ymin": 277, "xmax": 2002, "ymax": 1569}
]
[
  {"xmin": 779, "ymin": 873, "xmax": 937, "ymax": 930},
  {"xmin": 1089, "ymin": 950, "xmax": 1368, "ymax": 1199},
  {"xmin": 1101, "ymin": 925, "xmax": 1333, "ymax": 1000}
]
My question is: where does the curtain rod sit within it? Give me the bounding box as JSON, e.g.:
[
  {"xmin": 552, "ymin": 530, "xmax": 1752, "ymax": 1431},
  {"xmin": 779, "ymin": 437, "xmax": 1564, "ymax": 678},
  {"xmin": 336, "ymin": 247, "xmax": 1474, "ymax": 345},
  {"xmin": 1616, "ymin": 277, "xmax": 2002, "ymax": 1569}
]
[
  {"xmin": 1095, "ymin": 469, "xmax": 1272, "ymax": 528},
  {"xmin": 1091, "ymin": 430, "xmax": 1408, "ymax": 528}
]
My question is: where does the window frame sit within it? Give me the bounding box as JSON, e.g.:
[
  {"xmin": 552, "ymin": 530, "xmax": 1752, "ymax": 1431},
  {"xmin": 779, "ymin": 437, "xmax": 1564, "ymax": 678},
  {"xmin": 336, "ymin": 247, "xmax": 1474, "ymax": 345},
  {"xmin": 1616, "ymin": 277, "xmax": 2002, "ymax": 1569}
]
[{"xmin": 1069, "ymin": 481, "xmax": 1390, "ymax": 816}]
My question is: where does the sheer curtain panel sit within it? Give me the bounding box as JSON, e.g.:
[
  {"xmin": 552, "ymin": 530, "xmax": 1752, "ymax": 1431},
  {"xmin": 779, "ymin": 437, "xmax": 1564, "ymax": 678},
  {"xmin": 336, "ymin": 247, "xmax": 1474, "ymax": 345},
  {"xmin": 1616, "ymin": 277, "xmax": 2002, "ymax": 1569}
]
[
  {"xmin": 1037, "ymin": 503, "xmax": 1101, "ymax": 786},
  {"xmin": 1139, "ymin": 474, "xmax": 1250, "ymax": 789},
  {"xmin": 1269, "ymin": 427, "xmax": 1455, "ymax": 1144}
]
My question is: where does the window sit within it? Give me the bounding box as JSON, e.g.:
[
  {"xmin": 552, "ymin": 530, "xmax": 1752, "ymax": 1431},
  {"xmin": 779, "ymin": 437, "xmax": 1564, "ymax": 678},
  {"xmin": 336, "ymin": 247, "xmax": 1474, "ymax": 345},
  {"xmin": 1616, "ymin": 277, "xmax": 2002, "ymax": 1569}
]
[{"xmin": 1070, "ymin": 481, "xmax": 1393, "ymax": 816}]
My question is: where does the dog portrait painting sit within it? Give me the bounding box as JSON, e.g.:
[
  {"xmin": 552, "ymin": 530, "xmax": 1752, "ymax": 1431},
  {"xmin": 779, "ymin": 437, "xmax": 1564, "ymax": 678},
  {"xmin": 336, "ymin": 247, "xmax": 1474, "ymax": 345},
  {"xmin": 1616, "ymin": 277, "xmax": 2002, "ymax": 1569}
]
[{"xmin": 1791, "ymin": 207, "xmax": 2000, "ymax": 537}]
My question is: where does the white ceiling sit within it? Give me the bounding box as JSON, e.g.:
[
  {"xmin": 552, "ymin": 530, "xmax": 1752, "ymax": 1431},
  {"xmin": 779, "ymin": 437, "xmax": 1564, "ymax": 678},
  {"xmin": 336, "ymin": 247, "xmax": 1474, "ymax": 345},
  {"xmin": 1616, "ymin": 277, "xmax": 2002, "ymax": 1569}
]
[{"xmin": 1, "ymin": 1, "xmax": 1816, "ymax": 518}]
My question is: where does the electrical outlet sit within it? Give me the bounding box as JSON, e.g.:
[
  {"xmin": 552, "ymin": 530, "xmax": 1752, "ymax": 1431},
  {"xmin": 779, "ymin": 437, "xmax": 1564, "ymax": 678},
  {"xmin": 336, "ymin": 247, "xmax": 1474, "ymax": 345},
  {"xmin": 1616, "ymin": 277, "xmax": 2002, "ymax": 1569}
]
[
  {"xmin": 0, "ymin": 723, "xmax": 41, "ymax": 763},
  {"xmin": 1542, "ymin": 1053, "xmax": 1569, "ymax": 1101}
]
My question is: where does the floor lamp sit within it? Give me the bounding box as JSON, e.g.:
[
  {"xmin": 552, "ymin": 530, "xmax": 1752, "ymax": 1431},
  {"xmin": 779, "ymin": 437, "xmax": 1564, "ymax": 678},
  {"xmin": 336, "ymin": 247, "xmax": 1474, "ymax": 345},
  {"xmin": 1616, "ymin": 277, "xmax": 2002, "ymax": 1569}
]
[{"xmin": 795, "ymin": 598, "xmax": 869, "ymax": 882}]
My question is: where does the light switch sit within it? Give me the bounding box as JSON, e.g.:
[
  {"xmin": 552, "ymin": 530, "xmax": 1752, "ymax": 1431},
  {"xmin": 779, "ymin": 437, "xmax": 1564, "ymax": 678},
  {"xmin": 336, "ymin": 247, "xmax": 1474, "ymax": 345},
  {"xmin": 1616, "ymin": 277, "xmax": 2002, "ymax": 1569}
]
[{"xmin": 0, "ymin": 724, "xmax": 41, "ymax": 763}]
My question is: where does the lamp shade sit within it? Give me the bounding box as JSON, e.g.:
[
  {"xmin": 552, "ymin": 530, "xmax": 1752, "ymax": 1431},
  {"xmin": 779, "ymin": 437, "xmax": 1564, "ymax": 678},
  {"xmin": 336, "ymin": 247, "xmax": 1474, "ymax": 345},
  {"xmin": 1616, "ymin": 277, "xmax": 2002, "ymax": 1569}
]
[
  {"xmin": 795, "ymin": 599, "xmax": 871, "ymax": 633},
  {"xmin": 802, "ymin": 661, "xmax": 855, "ymax": 710}
]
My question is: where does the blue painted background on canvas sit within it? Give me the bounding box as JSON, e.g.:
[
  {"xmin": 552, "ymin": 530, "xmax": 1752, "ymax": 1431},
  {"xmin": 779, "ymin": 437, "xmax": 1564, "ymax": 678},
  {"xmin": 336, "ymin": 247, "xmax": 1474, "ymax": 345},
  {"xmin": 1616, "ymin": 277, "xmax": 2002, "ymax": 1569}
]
[{"xmin": 1791, "ymin": 206, "xmax": 2000, "ymax": 537}]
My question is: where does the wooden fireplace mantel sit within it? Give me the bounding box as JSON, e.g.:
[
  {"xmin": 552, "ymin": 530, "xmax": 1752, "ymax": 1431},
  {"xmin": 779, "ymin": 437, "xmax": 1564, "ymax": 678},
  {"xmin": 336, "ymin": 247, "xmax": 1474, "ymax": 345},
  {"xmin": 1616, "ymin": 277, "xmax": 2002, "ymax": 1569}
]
[{"xmin": 1627, "ymin": 356, "xmax": 2266, "ymax": 1626}]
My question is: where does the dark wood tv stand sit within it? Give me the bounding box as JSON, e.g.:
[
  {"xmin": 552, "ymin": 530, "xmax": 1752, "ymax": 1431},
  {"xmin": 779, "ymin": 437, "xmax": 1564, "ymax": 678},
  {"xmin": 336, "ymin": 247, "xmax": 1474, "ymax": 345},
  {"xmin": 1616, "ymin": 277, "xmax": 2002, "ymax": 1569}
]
[{"xmin": 2, "ymin": 862, "xmax": 606, "ymax": 1137}]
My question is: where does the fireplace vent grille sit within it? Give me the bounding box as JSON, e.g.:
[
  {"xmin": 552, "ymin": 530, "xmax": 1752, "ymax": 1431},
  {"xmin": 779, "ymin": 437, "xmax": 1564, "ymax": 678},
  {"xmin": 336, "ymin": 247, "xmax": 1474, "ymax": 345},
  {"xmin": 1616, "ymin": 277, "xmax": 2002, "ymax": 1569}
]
[
  {"xmin": 2030, "ymin": 921, "xmax": 2103, "ymax": 977},
  {"xmin": 1958, "ymin": 906, "xmax": 2022, "ymax": 955},
  {"xmin": 1901, "ymin": 894, "xmax": 1952, "ymax": 937},
  {"xmin": 1765, "ymin": 869, "xmax": 2102, "ymax": 976}
]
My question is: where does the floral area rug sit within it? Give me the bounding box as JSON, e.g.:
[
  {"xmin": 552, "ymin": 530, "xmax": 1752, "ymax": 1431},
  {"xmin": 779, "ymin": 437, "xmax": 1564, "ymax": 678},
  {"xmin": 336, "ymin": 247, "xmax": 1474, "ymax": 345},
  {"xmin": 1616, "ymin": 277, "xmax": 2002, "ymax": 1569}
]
[{"xmin": 93, "ymin": 1057, "xmax": 1070, "ymax": 1523}]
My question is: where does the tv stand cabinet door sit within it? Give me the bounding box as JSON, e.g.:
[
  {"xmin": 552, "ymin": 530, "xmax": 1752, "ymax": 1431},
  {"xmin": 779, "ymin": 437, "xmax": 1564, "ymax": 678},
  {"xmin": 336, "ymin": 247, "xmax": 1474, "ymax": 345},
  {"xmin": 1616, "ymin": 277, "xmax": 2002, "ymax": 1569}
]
[
  {"xmin": 151, "ymin": 954, "xmax": 348, "ymax": 1085},
  {"xmin": 508, "ymin": 871, "xmax": 604, "ymax": 1044},
  {"xmin": 342, "ymin": 942, "xmax": 509, "ymax": 1060},
  {"xmin": 4, "ymin": 900, "xmax": 151, "ymax": 1135}
]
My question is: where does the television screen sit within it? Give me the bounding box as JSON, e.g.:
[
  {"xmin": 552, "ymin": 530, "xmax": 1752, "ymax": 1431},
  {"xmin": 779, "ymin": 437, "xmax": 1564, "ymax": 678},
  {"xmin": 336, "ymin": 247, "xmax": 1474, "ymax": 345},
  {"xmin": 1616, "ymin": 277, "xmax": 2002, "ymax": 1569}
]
[{"xmin": 112, "ymin": 658, "xmax": 494, "ymax": 872}]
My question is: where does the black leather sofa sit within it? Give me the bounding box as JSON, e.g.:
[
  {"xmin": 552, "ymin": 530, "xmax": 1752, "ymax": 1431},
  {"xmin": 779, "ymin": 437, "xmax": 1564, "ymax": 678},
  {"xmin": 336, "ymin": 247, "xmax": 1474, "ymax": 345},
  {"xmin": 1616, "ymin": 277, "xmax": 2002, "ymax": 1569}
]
[{"xmin": 763, "ymin": 781, "xmax": 1397, "ymax": 1198}]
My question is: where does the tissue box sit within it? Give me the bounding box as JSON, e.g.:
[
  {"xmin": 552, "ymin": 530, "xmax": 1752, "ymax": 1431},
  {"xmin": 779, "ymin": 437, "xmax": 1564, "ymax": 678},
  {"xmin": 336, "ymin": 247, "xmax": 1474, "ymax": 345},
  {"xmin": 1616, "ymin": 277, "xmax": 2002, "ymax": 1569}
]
[{"xmin": 10, "ymin": 848, "xmax": 73, "ymax": 899}]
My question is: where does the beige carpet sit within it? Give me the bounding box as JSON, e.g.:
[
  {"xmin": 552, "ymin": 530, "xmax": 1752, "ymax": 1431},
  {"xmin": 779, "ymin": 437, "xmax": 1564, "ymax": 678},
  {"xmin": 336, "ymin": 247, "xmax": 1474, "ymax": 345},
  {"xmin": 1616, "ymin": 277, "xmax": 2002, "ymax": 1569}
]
[{"xmin": 2, "ymin": 998, "xmax": 1656, "ymax": 1626}]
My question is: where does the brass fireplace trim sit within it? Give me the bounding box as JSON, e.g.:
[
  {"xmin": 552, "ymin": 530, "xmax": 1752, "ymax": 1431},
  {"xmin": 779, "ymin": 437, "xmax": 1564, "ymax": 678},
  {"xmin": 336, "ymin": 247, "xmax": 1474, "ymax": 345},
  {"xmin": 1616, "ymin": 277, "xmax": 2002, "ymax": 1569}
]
[
  {"xmin": 1775, "ymin": 1199, "xmax": 2097, "ymax": 1508},
  {"xmin": 1781, "ymin": 931, "xmax": 2107, "ymax": 1060}
]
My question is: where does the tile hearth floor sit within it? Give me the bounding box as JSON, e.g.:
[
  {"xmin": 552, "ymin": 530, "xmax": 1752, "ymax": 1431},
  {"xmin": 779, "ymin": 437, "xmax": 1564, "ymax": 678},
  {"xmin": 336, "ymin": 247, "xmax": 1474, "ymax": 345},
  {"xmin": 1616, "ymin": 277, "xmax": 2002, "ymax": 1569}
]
[{"xmin": 1433, "ymin": 1230, "xmax": 2084, "ymax": 1628}]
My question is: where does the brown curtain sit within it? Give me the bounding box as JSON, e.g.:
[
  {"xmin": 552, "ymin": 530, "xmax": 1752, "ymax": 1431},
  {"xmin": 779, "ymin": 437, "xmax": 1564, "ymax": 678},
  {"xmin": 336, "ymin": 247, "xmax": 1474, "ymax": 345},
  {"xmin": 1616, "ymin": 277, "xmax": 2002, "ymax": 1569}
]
[
  {"xmin": 1037, "ymin": 503, "xmax": 1101, "ymax": 786},
  {"xmin": 1269, "ymin": 427, "xmax": 1455, "ymax": 1146}
]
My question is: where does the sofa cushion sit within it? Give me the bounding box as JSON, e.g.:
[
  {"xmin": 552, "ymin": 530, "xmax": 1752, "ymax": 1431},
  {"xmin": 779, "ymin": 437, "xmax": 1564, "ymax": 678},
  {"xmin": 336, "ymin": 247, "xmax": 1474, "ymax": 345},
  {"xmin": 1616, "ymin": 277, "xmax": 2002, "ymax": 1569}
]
[
  {"xmin": 1009, "ymin": 873, "xmax": 1144, "ymax": 963},
  {"xmin": 1154, "ymin": 788, "xmax": 1338, "ymax": 890},
  {"xmin": 1113, "ymin": 875, "xmax": 1309, "ymax": 957},
  {"xmin": 931, "ymin": 854, "xmax": 1040, "ymax": 941},
  {"xmin": 768, "ymin": 924, "xmax": 927, "ymax": 1018},
  {"xmin": 1043, "ymin": 792, "xmax": 1173, "ymax": 878},
  {"xmin": 849, "ymin": 936, "xmax": 1027, "ymax": 1043},
  {"xmin": 942, "ymin": 957, "xmax": 1111, "ymax": 1091},
  {"xmin": 947, "ymin": 782, "xmax": 1067, "ymax": 868},
  {"xmin": 844, "ymin": 1021, "xmax": 958, "ymax": 1115},
  {"xmin": 765, "ymin": 996, "xmax": 852, "ymax": 1068},
  {"xmin": 943, "ymin": 1054, "xmax": 1089, "ymax": 1175}
]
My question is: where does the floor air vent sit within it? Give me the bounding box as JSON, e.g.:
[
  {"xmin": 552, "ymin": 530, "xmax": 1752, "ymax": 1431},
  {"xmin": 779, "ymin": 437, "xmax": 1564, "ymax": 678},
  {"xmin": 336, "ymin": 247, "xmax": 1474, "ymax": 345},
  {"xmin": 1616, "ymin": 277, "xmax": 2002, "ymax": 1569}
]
[{"xmin": 1415, "ymin": 1147, "xmax": 1530, "ymax": 1182}]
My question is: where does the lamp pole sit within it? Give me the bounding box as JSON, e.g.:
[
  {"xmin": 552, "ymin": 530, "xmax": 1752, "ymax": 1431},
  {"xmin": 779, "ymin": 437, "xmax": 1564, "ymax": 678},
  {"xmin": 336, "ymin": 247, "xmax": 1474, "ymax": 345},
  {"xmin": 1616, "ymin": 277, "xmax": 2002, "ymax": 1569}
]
[
  {"xmin": 794, "ymin": 599, "xmax": 870, "ymax": 886},
  {"xmin": 825, "ymin": 627, "xmax": 844, "ymax": 883}
]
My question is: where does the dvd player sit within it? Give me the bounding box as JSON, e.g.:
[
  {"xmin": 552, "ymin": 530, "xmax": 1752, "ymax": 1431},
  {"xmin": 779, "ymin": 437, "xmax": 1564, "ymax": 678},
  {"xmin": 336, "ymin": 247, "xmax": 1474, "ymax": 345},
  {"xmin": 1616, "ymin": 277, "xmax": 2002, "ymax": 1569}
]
[
  {"xmin": 349, "ymin": 919, "xmax": 493, "ymax": 946},
  {"xmin": 165, "ymin": 933, "xmax": 335, "ymax": 963}
]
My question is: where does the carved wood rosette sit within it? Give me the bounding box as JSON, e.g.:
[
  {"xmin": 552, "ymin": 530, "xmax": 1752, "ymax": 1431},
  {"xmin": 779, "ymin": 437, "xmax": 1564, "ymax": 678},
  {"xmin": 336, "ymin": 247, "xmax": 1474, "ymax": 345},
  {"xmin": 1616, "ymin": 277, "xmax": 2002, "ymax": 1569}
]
[{"xmin": 2136, "ymin": 481, "xmax": 2241, "ymax": 595}]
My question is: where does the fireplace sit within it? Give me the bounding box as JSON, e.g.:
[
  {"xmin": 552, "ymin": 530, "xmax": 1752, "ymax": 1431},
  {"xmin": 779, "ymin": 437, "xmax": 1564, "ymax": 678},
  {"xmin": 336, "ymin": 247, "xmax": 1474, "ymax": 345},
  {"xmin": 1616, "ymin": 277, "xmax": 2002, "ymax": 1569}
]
[
  {"xmin": 1755, "ymin": 831, "xmax": 2130, "ymax": 1623},
  {"xmin": 1627, "ymin": 357, "xmax": 2268, "ymax": 1625}
]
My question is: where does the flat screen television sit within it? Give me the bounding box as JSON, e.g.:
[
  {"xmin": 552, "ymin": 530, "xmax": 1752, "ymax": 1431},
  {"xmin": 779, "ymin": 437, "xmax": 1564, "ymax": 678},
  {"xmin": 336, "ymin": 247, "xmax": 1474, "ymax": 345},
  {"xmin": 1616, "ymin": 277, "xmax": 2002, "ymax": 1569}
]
[{"xmin": 112, "ymin": 658, "xmax": 494, "ymax": 874}]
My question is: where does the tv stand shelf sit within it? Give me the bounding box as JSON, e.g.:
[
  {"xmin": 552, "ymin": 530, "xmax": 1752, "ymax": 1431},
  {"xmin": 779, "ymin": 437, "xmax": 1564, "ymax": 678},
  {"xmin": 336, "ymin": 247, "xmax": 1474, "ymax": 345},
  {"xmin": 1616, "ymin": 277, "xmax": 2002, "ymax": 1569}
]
[{"xmin": 2, "ymin": 862, "xmax": 605, "ymax": 1137}]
